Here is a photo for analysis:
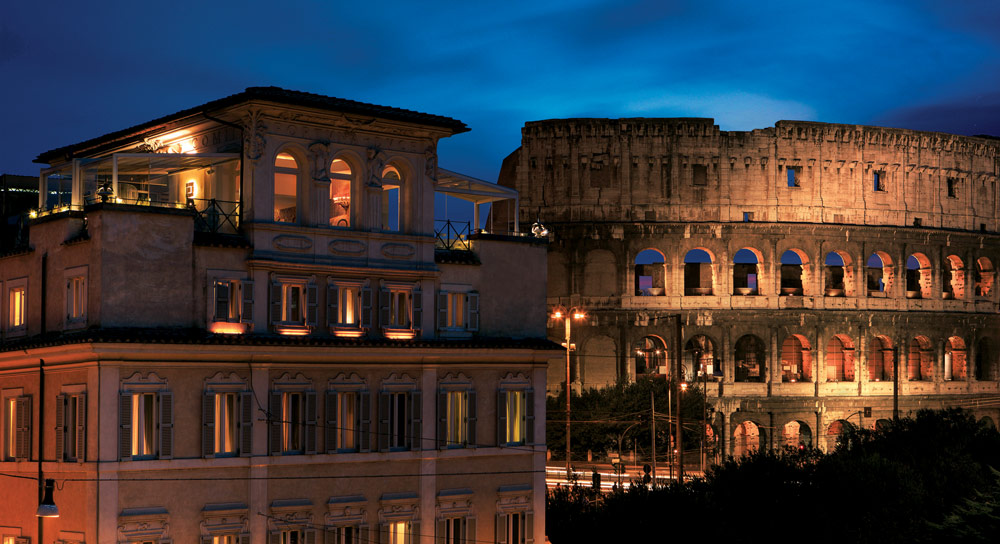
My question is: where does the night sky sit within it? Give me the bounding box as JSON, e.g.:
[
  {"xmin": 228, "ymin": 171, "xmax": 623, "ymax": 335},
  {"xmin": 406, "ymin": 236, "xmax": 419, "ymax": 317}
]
[{"xmin": 2, "ymin": 0, "xmax": 1000, "ymax": 183}]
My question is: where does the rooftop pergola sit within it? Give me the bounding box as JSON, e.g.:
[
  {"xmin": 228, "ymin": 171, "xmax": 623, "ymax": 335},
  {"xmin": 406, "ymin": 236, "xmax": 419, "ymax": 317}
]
[{"xmin": 434, "ymin": 168, "xmax": 519, "ymax": 233}]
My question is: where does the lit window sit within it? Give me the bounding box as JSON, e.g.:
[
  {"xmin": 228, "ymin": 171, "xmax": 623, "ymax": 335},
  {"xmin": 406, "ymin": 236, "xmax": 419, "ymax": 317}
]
[
  {"xmin": 283, "ymin": 392, "xmax": 304, "ymax": 453},
  {"xmin": 66, "ymin": 275, "xmax": 86, "ymax": 324},
  {"xmin": 385, "ymin": 521, "xmax": 410, "ymax": 544},
  {"xmin": 212, "ymin": 536, "xmax": 236, "ymax": 544},
  {"xmin": 213, "ymin": 279, "xmax": 253, "ymax": 323},
  {"xmin": 437, "ymin": 290, "xmax": 481, "ymax": 331},
  {"xmin": 131, "ymin": 393, "xmax": 156, "ymax": 458},
  {"xmin": 381, "ymin": 284, "xmax": 420, "ymax": 331},
  {"xmin": 327, "ymin": 387, "xmax": 371, "ymax": 453},
  {"xmin": 3, "ymin": 395, "xmax": 30, "ymax": 461},
  {"xmin": 330, "ymin": 159, "xmax": 352, "ymax": 227},
  {"xmin": 271, "ymin": 280, "xmax": 317, "ymax": 330},
  {"xmin": 439, "ymin": 517, "xmax": 468, "ymax": 544},
  {"xmin": 8, "ymin": 286, "xmax": 26, "ymax": 332},
  {"xmin": 274, "ymin": 152, "xmax": 299, "ymax": 222},
  {"xmin": 441, "ymin": 390, "xmax": 474, "ymax": 448},
  {"xmin": 56, "ymin": 393, "xmax": 86, "ymax": 462},
  {"xmin": 269, "ymin": 390, "xmax": 317, "ymax": 455},
  {"xmin": 499, "ymin": 389, "xmax": 533, "ymax": 446},
  {"xmin": 216, "ymin": 393, "xmax": 237, "ymax": 454},
  {"xmin": 331, "ymin": 284, "xmax": 362, "ymax": 326},
  {"xmin": 120, "ymin": 388, "xmax": 172, "ymax": 461},
  {"xmin": 500, "ymin": 512, "xmax": 532, "ymax": 544},
  {"xmin": 204, "ymin": 390, "xmax": 251, "ymax": 458}
]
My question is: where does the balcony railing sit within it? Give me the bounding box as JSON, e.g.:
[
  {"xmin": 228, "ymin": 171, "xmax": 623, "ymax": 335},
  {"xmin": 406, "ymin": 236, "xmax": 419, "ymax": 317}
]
[
  {"xmin": 192, "ymin": 198, "xmax": 241, "ymax": 234},
  {"xmin": 435, "ymin": 220, "xmax": 471, "ymax": 251}
]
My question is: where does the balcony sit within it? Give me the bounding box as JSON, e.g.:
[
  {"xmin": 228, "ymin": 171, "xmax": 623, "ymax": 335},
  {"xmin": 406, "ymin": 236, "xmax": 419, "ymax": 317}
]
[{"xmin": 434, "ymin": 168, "xmax": 523, "ymax": 254}]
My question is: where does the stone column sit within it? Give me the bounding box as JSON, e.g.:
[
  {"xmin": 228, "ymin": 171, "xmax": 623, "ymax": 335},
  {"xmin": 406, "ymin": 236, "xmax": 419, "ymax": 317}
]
[{"xmin": 722, "ymin": 412, "xmax": 732, "ymax": 458}]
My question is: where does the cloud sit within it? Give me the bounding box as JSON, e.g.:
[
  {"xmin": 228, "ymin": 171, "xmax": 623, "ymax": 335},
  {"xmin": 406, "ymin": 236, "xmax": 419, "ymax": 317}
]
[{"xmin": 876, "ymin": 93, "xmax": 1000, "ymax": 137}]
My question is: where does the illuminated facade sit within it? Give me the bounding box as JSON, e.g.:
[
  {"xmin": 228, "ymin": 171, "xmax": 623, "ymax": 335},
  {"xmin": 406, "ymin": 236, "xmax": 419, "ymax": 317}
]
[
  {"xmin": 503, "ymin": 117, "xmax": 1000, "ymax": 460},
  {"xmin": 0, "ymin": 88, "xmax": 554, "ymax": 544}
]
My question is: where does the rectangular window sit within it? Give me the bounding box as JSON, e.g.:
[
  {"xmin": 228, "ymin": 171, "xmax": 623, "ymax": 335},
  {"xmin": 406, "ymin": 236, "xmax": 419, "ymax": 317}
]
[
  {"xmin": 338, "ymin": 286, "xmax": 360, "ymax": 325},
  {"xmin": 329, "ymin": 526, "xmax": 362, "ymax": 544},
  {"xmin": 389, "ymin": 391, "xmax": 408, "ymax": 449},
  {"xmin": 692, "ymin": 164, "xmax": 707, "ymax": 186},
  {"xmin": 120, "ymin": 390, "xmax": 172, "ymax": 461},
  {"xmin": 786, "ymin": 166, "xmax": 800, "ymax": 187},
  {"xmin": 8, "ymin": 286, "xmax": 26, "ymax": 332},
  {"xmin": 446, "ymin": 391, "xmax": 466, "ymax": 446},
  {"xmin": 390, "ymin": 290, "xmax": 410, "ymax": 329},
  {"xmin": 873, "ymin": 171, "xmax": 885, "ymax": 192},
  {"xmin": 132, "ymin": 392, "xmax": 156, "ymax": 458},
  {"xmin": 215, "ymin": 392, "xmax": 237, "ymax": 455},
  {"xmin": 947, "ymin": 177, "xmax": 957, "ymax": 198},
  {"xmin": 743, "ymin": 212, "xmax": 754, "ymax": 222},
  {"xmin": 447, "ymin": 293, "xmax": 465, "ymax": 328},
  {"xmin": 67, "ymin": 275, "xmax": 86, "ymax": 323},
  {"xmin": 283, "ymin": 392, "xmax": 304, "ymax": 453},
  {"xmin": 284, "ymin": 285, "xmax": 303, "ymax": 323},
  {"xmin": 498, "ymin": 389, "xmax": 533, "ymax": 447},
  {"xmin": 442, "ymin": 518, "xmax": 465, "ymax": 544},
  {"xmin": 437, "ymin": 291, "xmax": 479, "ymax": 332},
  {"xmin": 506, "ymin": 391, "xmax": 525, "ymax": 445},
  {"xmin": 378, "ymin": 388, "xmax": 420, "ymax": 452},
  {"xmin": 280, "ymin": 530, "xmax": 303, "ymax": 544},
  {"xmin": 213, "ymin": 536, "xmax": 236, "ymax": 544},
  {"xmin": 4, "ymin": 395, "xmax": 30, "ymax": 460},
  {"xmin": 271, "ymin": 279, "xmax": 316, "ymax": 330},
  {"xmin": 502, "ymin": 513, "xmax": 530, "ymax": 544},
  {"xmin": 57, "ymin": 393, "xmax": 86, "ymax": 462},
  {"xmin": 386, "ymin": 522, "xmax": 408, "ymax": 544},
  {"xmin": 214, "ymin": 280, "xmax": 240, "ymax": 322},
  {"xmin": 338, "ymin": 391, "xmax": 357, "ymax": 450}
]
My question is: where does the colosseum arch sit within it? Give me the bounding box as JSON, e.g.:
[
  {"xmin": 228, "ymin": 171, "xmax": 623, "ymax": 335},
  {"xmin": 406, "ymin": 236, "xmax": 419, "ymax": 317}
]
[
  {"xmin": 683, "ymin": 334, "xmax": 717, "ymax": 382},
  {"xmin": 980, "ymin": 416, "xmax": 997, "ymax": 431},
  {"xmin": 780, "ymin": 249, "xmax": 810, "ymax": 296},
  {"xmin": 975, "ymin": 337, "xmax": 997, "ymax": 381},
  {"xmin": 733, "ymin": 420, "xmax": 766, "ymax": 457},
  {"xmin": 633, "ymin": 248, "xmax": 666, "ymax": 296},
  {"xmin": 683, "ymin": 248, "xmax": 715, "ymax": 296},
  {"xmin": 975, "ymin": 257, "xmax": 995, "ymax": 298},
  {"xmin": 633, "ymin": 335, "xmax": 668, "ymax": 378},
  {"xmin": 583, "ymin": 249, "xmax": 618, "ymax": 297},
  {"xmin": 825, "ymin": 334, "xmax": 856, "ymax": 382},
  {"xmin": 945, "ymin": 336, "xmax": 967, "ymax": 381},
  {"xmin": 780, "ymin": 334, "xmax": 812, "ymax": 382},
  {"xmin": 943, "ymin": 254, "xmax": 966, "ymax": 300},
  {"xmin": 782, "ymin": 420, "xmax": 813, "ymax": 449},
  {"xmin": 734, "ymin": 334, "xmax": 766, "ymax": 383},
  {"xmin": 823, "ymin": 251, "xmax": 855, "ymax": 297},
  {"xmin": 825, "ymin": 419, "xmax": 853, "ymax": 452},
  {"xmin": 868, "ymin": 335, "xmax": 894, "ymax": 382},
  {"xmin": 875, "ymin": 419, "xmax": 892, "ymax": 431},
  {"xmin": 732, "ymin": 247, "xmax": 763, "ymax": 296},
  {"xmin": 866, "ymin": 251, "xmax": 894, "ymax": 297},
  {"xmin": 908, "ymin": 335, "xmax": 934, "ymax": 381},
  {"xmin": 905, "ymin": 253, "xmax": 932, "ymax": 299}
]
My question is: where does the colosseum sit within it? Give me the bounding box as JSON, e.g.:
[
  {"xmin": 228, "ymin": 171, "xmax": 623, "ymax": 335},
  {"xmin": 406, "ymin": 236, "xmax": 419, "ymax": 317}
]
[{"xmin": 499, "ymin": 117, "xmax": 1000, "ymax": 461}]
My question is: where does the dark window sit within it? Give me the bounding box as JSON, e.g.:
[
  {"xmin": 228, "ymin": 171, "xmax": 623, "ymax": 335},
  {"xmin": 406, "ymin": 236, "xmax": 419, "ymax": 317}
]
[
  {"xmin": 692, "ymin": 165, "xmax": 707, "ymax": 186},
  {"xmin": 947, "ymin": 177, "xmax": 957, "ymax": 198}
]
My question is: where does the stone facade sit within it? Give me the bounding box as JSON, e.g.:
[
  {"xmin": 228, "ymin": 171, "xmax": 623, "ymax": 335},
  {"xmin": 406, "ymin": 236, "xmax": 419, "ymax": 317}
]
[{"xmin": 502, "ymin": 117, "xmax": 1000, "ymax": 459}]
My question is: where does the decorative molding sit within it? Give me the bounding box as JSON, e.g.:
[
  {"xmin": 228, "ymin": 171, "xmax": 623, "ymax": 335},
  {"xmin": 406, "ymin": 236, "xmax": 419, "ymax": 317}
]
[
  {"xmin": 326, "ymin": 495, "xmax": 368, "ymax": 526},
  {"xmin": 329, "ymin": 239, "xmax": 367, "ymax": 256},
  {"xmin": 244, "ymin": 109, "xmax": 268, "ymax": 163},
  {"xmin": 273, "ymin": 235, "xmax": 313, "ymax": 252},
  {"xmin": 381, "ymin": 243, "xmax": 415, "ymax": 259}
]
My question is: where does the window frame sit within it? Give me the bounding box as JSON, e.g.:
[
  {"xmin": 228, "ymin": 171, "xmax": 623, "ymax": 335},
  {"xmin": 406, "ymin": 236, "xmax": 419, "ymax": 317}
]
[
  {"xmin": 437, "ymin": 289, "xmax": 480, "ymax": 334},
  {"xmin": 273, "ymin": 151, "xmax": 300, "ymax": 224},
  {"xmin": 325, "ymin": 384, "xmax": 371, "ymax": 454},
  {"xmin": 379, "ymin": 281, "xmax": 422, "ymax": 335},
  {"xmin": 497, "ymin": 386, "xmax": 534, "ymax": 447},
  {"xmin": 210, "ymin": 274, "xmax": 254, "ymax": 326},
  {"xmin": 786, "ymin": 166, "xmax": 801, "ymax": 188},
  {"xmin": 268, "ymin": 383, "xmax": 317, "ymax": 456},
  {"xmin": 119, "ymin": 387, "xmax": 172, "ymax": 462},
  {"xmin": 55, "ymin": 391, "xmax": 86, "ymax": 462},
  {"xmin": 203, "ymin": 388, "xmax": 253, "ymax": 458},
  {"xmin": 6, "ymin": 278, "xmax": 27, "ymax": 336},
  {"xmin": 65, "ymin": 266, "xmax": 88, "ymax": 329},
  {"xmin": 2, "ymin": 391, "xmax": 30, "ymax": 461},
  {"xmin": 377, "ymin": 379, "xmax": 421, "ymax": 452},
  {"xmin": 270, "ymin": 276, "xmax": 318, "ymax": 332},
  {"xmin": 328, "ymin": 279, "xmax": 370, "ymax": 334},
  {"xmin": 437, "ymin": 378, "xmax": 476, "ymax": 449}
]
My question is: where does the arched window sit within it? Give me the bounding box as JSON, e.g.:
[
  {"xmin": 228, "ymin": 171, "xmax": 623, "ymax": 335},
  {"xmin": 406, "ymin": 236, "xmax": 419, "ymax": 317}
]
[
  {"xmin": 825, "ymin": 335, "xmax": 855, "ymax": 382},
  {"xmin": 634, "ymin": 249, "xmax": 666, "ymax": 296},
  {"xmin": 975, "ymin": 257, "xmax": 995, "ymax": 297},
  {"xmin": 734, "ymin": 335, "xmax": 766, "ymax": 383},
  {"xmin": 634, "ymin": 336, "xmax": 667, "ymax": 377},
  {"xmin": 684, "ymin": 335, "xmax": 717, "ymax": 382},
  {"xmin": 866, "ymin": 252, "xmax": 893, "ymax": 296},
  {"xmin": 274, "ymin": 152, "xmax": 299, "ymax": 223},
  {"xmin": 943, "ymin": 255, "xmax": 965, "ymax": 299},
  {"xmin": 734, "ymin": 421, "xmax": 763, "ymax": 457},
  {"xmin": 975, "ymin": 338, "xmax": 997, "ymax": 381},
  {"xmin": 782, "ymin": 420, "xmax": 812, "ymax": 448},
  {"xmin": 906, "ymin": 254, "xmax": 932, "ymax": 299},
  {"xmin": 382, "ymin": 166, "xmax": 401, "ymax": 232},
  {"xmin": 945, "ymin": 336, "xmax": 967, "ymax": 381},
  {"xmin": 868, "ymin": 336, "xmax": 893, "ymax": 381},
  {"xmin": 908, "ymin": 336, "xmax": 933, "ymax": 381},
  {"xmin": 824, "ymin": 251, "xmax": 852, "ymax": 297},
  {"xmin": 825, "ymin": 420, "xmax": 851, "ymax": 451},
  {"xmin": 780, "ymin": 335, "xmax": 812, "ymax": 382},
  {"xmin": 780, "ymin": 250, "xmax": 806, "ymax": 296},
  {"xmin": 329, "ymin": 158, "xmax": 352, "ymax": 227},
  {"xmin": 732, "ymin": 248, "xmax": 760, "ymax": 295},
  {"xmin": 683, "ymin": 249, "xmax": 714, "ymax": 295}
]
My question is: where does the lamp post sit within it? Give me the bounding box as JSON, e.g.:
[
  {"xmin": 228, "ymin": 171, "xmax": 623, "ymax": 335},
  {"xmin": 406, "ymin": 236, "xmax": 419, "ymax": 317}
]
[
  {"xmin": 616, "ymin": 421, "xmax": 641, "ymax": 486},
  {"xmin": 553, "ymin": 307, "xmax": 585, "ymax": 478}
]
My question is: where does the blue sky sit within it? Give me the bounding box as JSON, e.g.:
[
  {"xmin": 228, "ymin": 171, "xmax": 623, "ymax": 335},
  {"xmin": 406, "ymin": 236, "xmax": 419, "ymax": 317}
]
[{"xmin": 2, "ymin": 0, "xmax": 1000, "ymax": 183}]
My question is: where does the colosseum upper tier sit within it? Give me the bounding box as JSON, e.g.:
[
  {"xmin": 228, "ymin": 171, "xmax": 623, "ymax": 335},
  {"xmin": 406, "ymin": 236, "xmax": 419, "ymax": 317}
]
[{"xmin": 501, "ymin": 117, "xmax": 1000, "ymax": 457}]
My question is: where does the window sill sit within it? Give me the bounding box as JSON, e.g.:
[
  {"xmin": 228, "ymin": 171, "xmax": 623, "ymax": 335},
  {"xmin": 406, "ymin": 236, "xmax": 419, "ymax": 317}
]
[
  {"xmin": 330, "ymin": 326, "xmax": 365, "ymax": 338},
  {"xmin": 383, "ymin": 328, "xmax": 416, "ymax": 340},
  {"xmin": 274, "ymin": 324, "xmax": 311, "ymax": 336}
]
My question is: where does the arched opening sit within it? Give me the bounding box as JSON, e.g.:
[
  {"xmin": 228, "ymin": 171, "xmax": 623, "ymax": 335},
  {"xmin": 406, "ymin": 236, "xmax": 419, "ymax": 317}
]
[
  {"xmin": 868, "ymin": 335, "xmax": 894, "ymax": 382},
  {"xmin": 782, "ymin": 420, "xmax": 812, "ymax": 449},
  {"xmin": 634, "ymin": 249, "xmax": 666, "ymax": 296},
  {"xmin": 683, "ymin": 335, "xmax": 717, "ymax": 382},
  {"xmin": 684, "ymin": 249, "xmax": 714, "ymax": 295},
  {"xmin": 825, "ymin": 420, "xmax": 851, "ymax": 451},
  {"xmin": 866, "ymin": 252, "xmax": 893, "ymax": 297},
  {"xmin": 975, "ymin": 338, "xmax": 997, "ymax": 381},
  {"xmin": 980, "ymin": 416, "xmax": 997, "ymax": 431},
  {"xmin": 908, "ymin": 336, "xmax": 934, "ymax": 381},
  {"xmin": 732, "ymin": 248, "xmax": 761, "ymax": 295},
  {"xmin": 945, "ymin": 336, "xmax": 967, "ymax": 381},
  {"xmin": 975, "ymin": 257, "xmax": 995, "ymax": 297},
  {"xmin": 825, "ymin": 335, "xmax": 856, "ymax": 382},
  {"xmin": 780, "ymin": 335, "xmax": 812, "ymax": 382},
  {"xmin": 634, "ymin": 336, "xmax": 668, "ymax": 377},
  {"xmin": 273, "ymin": 152, "xmax": 299, "ymax": 222},
  {"xmin": 824, "ymin": 251, "xmax": 852, "ymax": 297},
  {"xmin": 733, "ymin": 420, "xmax": 764, "ymax": 457},
  {"xmin": 734, "ymin": 335, "xmax": 766, "ymax": 383},
  {"xmin": 943, "ymin": 255, "xmax": 965, "ymax": 300},
  {"xmin": 905, "ymin": 254, "xmax": 932, "ymax": 299},
  {"xmin": 780, "ymin": 250, "xmax": 807, "ymax": 296},
  {"xmin": 381, "ymin": 166, "xmax": 401, "ymax": 232},
  {"xmin": 329, "ymin": 158, "xmax": 353, "ymax": 227}
]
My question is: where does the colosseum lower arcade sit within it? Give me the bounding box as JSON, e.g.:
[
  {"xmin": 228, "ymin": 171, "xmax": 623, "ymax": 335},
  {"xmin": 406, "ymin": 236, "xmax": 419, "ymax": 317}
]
[{"xmin": 500, "ymin": 117, "xmax": 1000, "ymax": 459}]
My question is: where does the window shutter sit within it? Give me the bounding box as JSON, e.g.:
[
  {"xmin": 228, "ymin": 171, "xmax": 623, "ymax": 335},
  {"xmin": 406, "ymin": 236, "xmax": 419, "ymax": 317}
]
[
  {"xmin": 466, "ymin": 518, "xmax": 476, "ymax": 544},
  {"xmin": 377, "ymin": 392, "xmax": 389, "ymax": 452},
  {"xmin": 270, "ymin": 281, "xmax": 283, "ymax": 324},
  {"xmin": 361, "ymin": 284, "xmax": 373, "ymax": 329},
  {"xmin": 467, "ymin": 389, "xmax": 477, "ymax": 448},
  {"xmin": 378, "ymin": 287, "xmax": 390, "ymax": 328},
  {"xmin": 358, "ymin": 526, "xmax": 369, "ymax": 544},
  {"xmin": 411, "ymin": 287, "xmax": 422, "ymax": 332},
  {"xmin": 239, "ymin": 391, "xmax": 254, "ymax": 457},
  {"xmin": 305, "ymin": 391, "xmax": 318, "ymax": 454},
  {"xmin": 325, "ymin": 390, "xmax": 338, "ymax": 453},
  {"xmin": 55, "ymin": 393, "xmax": 66, "ymax": 461},
  {"xmin": 15, "ymin": 396, "xmax": 30, "ymax": 460},
  {"xmin": 525, "ymin": 512, "xmax": 534, "ymax": 544},
  {"xmin": 497, "ymin": 390, "xmax": 508, "ymax": 447},
  {"xmin": 437, "ymin": 390, "xmax": 447, "ymax": 449},
  {"xmin": 305, "ymin": 529, "xmax": 317, "ymax": 544},
  {"xmin": 325, "ymin": 527, "xmax": 337, "ymax": 544},
  {"xmin": 202, "ymin": 536, "xmax": 213, "ymax": 544},
  {"xmin": 526, "ymin": 389, "xmax": 535, "ymax": 445},
  {"xmin": 327, "ymin": 284, "xmax": 339, "ymax": 326},
  {"xmin": 436, "ymin": 519, "xmax": 447, "ymax": 544},
  {"xmin": 214, "ymin": 280, "xmax": 229, "ymax": 322},
  {"xmin": 202, "ymin": 392, "xmax": 216, "ymax": 458},
  {"xmin": 269, "ymin": 392, "xmax": 282, "ymax": 455},
  {"xmin": 467, "ymin": 292, "xmax": 479, "ymax": 332},
  {"xmin": 241, "ymin": 279, "xmax": 255, "ymax": 324},
  {"xmin": 75, "ymin": 392, "xmax": 86, "ymax": 461},
  {"xmin": 14, "ymin": 538, "xmax": 30, "ymax": 544},
  {"xmin": 306, "ymin": 282, "xmax": 319, "ymax": 326},
  {"xmin": 239, "ymin": 534, "xmax": 250, "ymax": 544},
  {"xmin": 437, "ymin": 291, "xmax": 449, "ymax": 330},
  {"xmin": 496, "ymin": 515, "xmax": 508, "ymax": 544},
  {"xmin": 409, "ymin": 522, "xmax": 420, "ymax": 544},
  {"xmin": 268, "ymin": 532, "xmax": 281, "ymax": 544},
  {"xmin": 410, "ymin": 390, "xmax": 422, "ymax": 451},
  {"xmin": 359, "ymin": 391, "xmax": 371, "ymax": 452},
  {"xmin": 378, "ymin": 525, "xmax": 388, "ymax": 544},
  {"xmin": 119, "ymin": 392, "xmax": 132, "ymax": 461},
  {"xmin": 158, "ymin": 391, "xmax": 173, "ymax": 459}
]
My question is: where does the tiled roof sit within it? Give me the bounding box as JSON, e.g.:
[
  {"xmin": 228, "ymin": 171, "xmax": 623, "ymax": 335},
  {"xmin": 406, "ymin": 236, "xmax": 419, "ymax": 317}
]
[
  {"xmin": 35, "ymin": 86, "xmax": 469, "ymax": 163},
  {"xmin": 0, "ymin": 328, "xmax": 563, "ymax": 353}
]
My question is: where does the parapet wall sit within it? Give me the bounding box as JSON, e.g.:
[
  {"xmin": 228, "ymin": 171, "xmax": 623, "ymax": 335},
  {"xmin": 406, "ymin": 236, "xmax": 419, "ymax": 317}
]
[{"xmin": 513, "ymin": 118, "xmax": 1000, "ymax": 232}]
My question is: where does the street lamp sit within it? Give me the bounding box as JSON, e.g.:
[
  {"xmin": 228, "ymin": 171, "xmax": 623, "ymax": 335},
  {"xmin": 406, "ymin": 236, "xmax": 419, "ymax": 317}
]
[
  {"xmin": 553, "ymin": 306, "xmax": 585, "ymax": 477},
  {"xmin": 616, "ymin": 421, "xmax": 642, "ymax": 485},
  {"xmin": 36, "ymin": 478, "xmax": 58, "ymax": 517}
]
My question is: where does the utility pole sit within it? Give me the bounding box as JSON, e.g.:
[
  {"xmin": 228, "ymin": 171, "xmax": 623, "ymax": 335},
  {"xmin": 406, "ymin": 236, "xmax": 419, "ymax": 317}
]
[
  {"xmin": 565, "ymin": 315, "xmax": 572, "ymax": 477},
  {"xmin": 893, "ymin": 346, "xmax": 899, "ymax": 420},
  {"xmin": 675, "ymin": 317, "xmax": 684, "ymax": 482},
  {"xmin": 650, "ymin": 390, "xmax": 656, "ymax": 483}
]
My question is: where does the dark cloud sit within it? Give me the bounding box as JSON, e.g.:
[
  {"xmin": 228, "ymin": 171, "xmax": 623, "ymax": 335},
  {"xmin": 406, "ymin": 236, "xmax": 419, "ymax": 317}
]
[{"xmin": 876, "ymin": 93, "xmax": 1000, "ymax": 137}]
